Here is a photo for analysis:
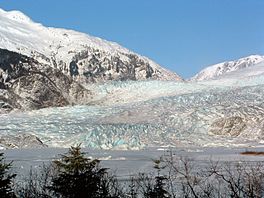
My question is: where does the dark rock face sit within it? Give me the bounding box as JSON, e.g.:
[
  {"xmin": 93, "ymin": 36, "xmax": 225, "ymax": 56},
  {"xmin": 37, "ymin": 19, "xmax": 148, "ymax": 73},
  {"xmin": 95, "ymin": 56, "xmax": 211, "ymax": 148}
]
[
  {"xmin": 0, "ymin": 49, "xmax": 35, "ymax": 87},
  {"xmin": 56, "ymin": 47, "xmax": 181, "ymax": 84},
  {"xmin": 0, "ymin": 89, "xmax": 22, "ymax": 114},
  {"xmin": 0, "ymin": 49, "xmax": 93, "ymax": 113},
  {"xmin": 69, "ymin": 61, "xmax": 79, "ymax": 77},
  {"xmin": 11, "ymin": 73, "xmax": 68, "ymax": 109}
]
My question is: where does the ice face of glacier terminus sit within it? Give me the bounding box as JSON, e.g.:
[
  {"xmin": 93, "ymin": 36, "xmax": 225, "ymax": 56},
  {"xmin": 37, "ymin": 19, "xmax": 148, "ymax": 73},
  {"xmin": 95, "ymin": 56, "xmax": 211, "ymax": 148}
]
[{"xmin": 1, "ymin": 62, "xmax": 264, "ymax": 150}]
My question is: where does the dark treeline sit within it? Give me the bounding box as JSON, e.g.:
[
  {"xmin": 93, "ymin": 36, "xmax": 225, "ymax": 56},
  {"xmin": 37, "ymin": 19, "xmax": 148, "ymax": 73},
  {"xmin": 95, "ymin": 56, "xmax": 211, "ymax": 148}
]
[{"xmin": 1, "ymin": 146, "xmax": 264, "ymax": 198}]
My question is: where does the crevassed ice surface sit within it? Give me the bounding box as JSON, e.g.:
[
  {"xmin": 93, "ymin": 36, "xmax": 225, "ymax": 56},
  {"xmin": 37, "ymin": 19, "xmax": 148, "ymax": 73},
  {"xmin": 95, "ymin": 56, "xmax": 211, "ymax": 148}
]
[{"xmin": 1, "ymin": 63, "xmax": 264, "ymax": 149}]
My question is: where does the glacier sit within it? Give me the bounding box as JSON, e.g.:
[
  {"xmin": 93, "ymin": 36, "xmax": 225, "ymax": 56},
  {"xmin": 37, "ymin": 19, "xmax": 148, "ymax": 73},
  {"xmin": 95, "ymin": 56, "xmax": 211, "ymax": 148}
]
[
  {"xmin": 1, "ymin": 61, "xmax": 264, "ymax": 149},
  {"xmin": 0, "ymin": 8, "xmax": 264, "ymax": 150}
]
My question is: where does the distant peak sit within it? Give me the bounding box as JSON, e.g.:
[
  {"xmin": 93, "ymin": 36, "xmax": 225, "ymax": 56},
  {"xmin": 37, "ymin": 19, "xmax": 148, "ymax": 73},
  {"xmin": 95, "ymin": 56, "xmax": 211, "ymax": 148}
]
[{"xmin": 190, "ymin": 54, "xmax": 264, "ymax": 81}]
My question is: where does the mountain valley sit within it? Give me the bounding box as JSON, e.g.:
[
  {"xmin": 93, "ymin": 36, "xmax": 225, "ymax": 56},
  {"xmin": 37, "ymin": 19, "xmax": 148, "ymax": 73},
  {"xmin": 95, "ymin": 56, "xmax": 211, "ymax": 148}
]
[{"xmin": 0, "ymin": 8, "xmax": 264, "ymax": 150}]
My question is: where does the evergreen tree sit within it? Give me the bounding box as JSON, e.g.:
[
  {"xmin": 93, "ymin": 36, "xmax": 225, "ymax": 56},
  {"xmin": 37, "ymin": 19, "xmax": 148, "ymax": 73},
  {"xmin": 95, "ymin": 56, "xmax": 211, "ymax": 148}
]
[
  {"xmin": 145, "ymin": 158, "xmax": 170, "ymax": 198},
  {"xmin": 49, "ymin": 145, "xmax": 113, "ymax": 198},
  {"xmin": 0, "ymin": 153, "xmax": 16, "ymax": 198},
  {"xmin": 145, "ymin": 175, "xmax": 169, "ymax": 198}
]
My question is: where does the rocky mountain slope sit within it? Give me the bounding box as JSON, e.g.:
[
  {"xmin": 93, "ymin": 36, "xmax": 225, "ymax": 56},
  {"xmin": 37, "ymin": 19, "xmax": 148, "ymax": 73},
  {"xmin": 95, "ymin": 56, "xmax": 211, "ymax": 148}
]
[
  {"xmin": 0, "ymin": 8, "xmax": 182, "ymax": 85},
  {"xmin": 191, "ymin": 55, "xmax": 264, "ymax": 81},
  {"xmin": 0, "ymin": 8, "xmax": 182, "ymax": 113},
  {"xmin": 0, "ymin": 48, "xmax": 93, "ymax": 113}
]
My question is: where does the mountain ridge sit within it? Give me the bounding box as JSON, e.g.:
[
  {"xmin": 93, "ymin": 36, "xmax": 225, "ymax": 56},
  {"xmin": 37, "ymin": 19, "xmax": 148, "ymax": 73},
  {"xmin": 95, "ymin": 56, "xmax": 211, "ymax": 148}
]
[{"xmin": 0, "ymin": 8, "xmax": 182, "ymax": 84}]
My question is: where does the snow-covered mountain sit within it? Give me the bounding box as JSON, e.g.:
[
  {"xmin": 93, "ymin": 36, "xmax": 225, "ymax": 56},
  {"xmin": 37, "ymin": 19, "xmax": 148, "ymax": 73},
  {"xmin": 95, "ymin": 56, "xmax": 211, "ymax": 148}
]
[
  {"xmin": 0, "ymin": 8, "xmax": 182, "ymax": 83},
  {"xmin": 191, "ymin": 55, "xmax": 264, "ymax": 81},
  {"xmin": 0, "ymin": 8, "xmax": 182, "ymax": 114}
]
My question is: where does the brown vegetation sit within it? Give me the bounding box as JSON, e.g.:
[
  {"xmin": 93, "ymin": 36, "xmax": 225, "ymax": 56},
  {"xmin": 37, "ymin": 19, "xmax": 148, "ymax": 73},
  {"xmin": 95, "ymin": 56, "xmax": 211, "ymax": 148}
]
[{"xmin": 241, "ymin": 151, "xmax": 264, "ymax": 156}]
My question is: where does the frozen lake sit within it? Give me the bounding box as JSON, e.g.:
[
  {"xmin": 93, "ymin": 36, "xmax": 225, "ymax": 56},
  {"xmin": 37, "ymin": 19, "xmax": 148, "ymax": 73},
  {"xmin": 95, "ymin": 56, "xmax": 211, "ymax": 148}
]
[{"xmin": 3, "ymin": 146, "xmax": 264, "ymax": 179}]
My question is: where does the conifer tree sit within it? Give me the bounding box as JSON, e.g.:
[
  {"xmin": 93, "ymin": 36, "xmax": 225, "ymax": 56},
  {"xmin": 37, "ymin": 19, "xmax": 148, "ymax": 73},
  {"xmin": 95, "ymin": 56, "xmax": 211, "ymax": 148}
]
[
  {"xmin": 49, "ymin": 145, "xmax": 112, "ymax": 198},
  {"xmin": 145, "ymin": 158, "xmax": 170, "ymax": 198},
  {"xmin": 0, "ymin": 153, "xmax": 16, "ymax": 198}
]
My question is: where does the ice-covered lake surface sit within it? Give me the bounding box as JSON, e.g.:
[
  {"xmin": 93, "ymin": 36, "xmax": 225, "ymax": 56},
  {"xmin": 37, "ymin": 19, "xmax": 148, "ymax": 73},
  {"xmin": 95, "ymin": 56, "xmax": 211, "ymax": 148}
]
[
  {"xmin": 3, "ymin": 147, "xmax": 264, "ymax": 179},
  {"xmin": 1, "ymin": 62, "xmax": 264, "ymax": 150}
]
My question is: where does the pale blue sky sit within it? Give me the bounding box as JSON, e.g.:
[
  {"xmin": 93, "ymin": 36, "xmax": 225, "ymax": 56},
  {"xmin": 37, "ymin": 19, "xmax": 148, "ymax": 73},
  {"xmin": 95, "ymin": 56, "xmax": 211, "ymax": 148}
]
[{"xmin": 1, "ymin": 0, "xmax": 264, "ymax": 78}]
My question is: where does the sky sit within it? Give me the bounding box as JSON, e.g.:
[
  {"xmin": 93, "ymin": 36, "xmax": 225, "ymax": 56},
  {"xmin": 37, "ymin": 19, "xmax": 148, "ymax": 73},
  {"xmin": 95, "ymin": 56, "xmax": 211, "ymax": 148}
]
[{"xmin": 0, "ymin": 0, "xmax": 264, "ymax": 78}]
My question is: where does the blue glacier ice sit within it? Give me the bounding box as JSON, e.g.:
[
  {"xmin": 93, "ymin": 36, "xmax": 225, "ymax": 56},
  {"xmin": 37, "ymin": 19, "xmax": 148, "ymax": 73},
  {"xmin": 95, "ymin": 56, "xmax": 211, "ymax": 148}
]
[{"xmin": 1, "ymin": 62, "xmax": 264, "ymax": 149}]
